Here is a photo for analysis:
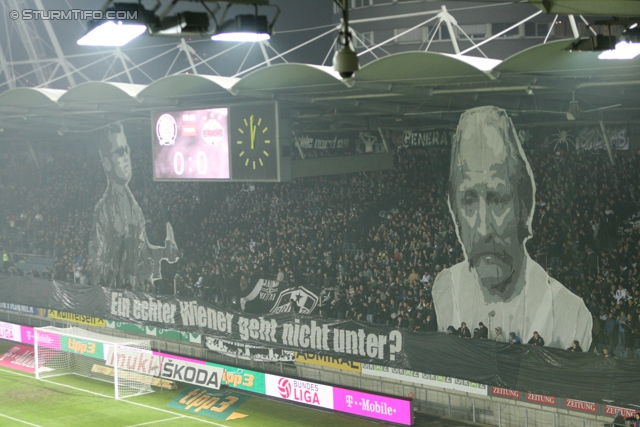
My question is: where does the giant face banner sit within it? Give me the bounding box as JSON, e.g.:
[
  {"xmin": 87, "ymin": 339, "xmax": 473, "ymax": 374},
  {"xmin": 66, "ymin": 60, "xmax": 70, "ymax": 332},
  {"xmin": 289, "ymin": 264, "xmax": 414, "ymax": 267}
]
[
  {"xmin": 89, "ymin": 123, "xmax": 180, "ymax": 291},
  {"xmin": 432, "ymin": 106, "xmax": 592, "ymax": 350}
]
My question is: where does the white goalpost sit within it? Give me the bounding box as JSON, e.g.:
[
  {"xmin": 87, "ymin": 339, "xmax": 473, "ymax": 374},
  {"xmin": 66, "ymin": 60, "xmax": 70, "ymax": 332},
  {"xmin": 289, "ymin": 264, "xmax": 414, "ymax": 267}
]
[{"xmin": 34, "ymin": 326, "xmax": 158, "ymax": 399}]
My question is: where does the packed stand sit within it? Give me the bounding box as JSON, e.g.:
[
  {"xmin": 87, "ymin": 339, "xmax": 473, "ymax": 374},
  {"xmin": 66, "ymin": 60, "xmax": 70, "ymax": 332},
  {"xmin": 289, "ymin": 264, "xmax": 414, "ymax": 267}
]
[{"xmin": 2, "ymin": 138, "xmax": 640, "ymax": 357}]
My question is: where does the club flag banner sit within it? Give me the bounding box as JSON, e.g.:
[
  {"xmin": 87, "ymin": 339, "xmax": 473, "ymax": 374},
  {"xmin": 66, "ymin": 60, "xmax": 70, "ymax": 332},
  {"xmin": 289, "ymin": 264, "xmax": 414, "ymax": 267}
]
[
  {"xmin": 242, "ymin": 279, "xmax": 323, "ymax": 315},
  {"xmin": 167, "ymin": 387, "xmax": 249, "ymax": 421}
]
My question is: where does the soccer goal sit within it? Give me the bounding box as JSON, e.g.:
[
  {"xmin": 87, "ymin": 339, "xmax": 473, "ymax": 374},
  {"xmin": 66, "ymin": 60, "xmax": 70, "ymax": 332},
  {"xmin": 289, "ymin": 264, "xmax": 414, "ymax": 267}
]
[{"xmin": 34, "ymin": 326, "xmax": 158, "ymax": 399}]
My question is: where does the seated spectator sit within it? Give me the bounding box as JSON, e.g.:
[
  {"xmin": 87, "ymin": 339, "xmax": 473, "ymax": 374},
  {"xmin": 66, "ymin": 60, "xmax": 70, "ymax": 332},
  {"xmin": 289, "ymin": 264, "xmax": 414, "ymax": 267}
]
[
  {"xmin": 458, "ymin": 322, "xmax": 471, "ymax": 339},
  {"xmin": 528, "ymin": 331, "xmax": 545, "ymax": 346},
  {"xmin": 494, "ymin": 327, "xmax": 505, "ymax": 342},
  {"xmin": 446, "ymin": 325, "xmax": 457, "ymax": 335},
  {"xmin": 478, "ymin": 322, "xmax": 488, "ymax": 339},
  {"xmin": 567, "ymin": 340, "xmax": 583, "ymax": 352},
  {"xmin": 509, "ymin": 332, "xmax": 522, "ymax": 345},
  {"xmin": 472, "ymin": 328, "xmax": 481, "ymax": 339}
]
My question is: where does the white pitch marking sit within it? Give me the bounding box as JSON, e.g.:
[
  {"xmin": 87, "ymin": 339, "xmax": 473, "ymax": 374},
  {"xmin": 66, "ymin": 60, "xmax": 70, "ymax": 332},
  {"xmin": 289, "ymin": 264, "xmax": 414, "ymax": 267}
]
[
  {"xmin": 0, "ymin": 412, "xmax": 45, "ymax": 427},
  {"xmin": 125, "ymin": 415, "xmax": 186, "ymax": 427},
  {"xmin": 0, "ymin": 367, "xmax": 231, "ymax": 426}
]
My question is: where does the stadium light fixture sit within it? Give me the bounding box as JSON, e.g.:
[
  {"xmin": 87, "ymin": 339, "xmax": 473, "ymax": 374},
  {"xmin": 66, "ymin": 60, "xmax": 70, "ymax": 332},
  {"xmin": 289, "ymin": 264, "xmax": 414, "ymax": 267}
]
[
  {"xmin": 78, "ymin": 1, "xmax": 279, "ymax": 46},
  {"xmin": 211, "ymin": 14, "xmax": 271, "ymax": 41},
  {"xmin": 211, "ymin": 3, "xmax": 279, "ymax": 42},
  {"xmin": 77, "ymin": 3, "xmax": 153, "ymax": 47},
  {"xmin": 598, "ymin": 25, "xmax": 640, "ymax": 60}
]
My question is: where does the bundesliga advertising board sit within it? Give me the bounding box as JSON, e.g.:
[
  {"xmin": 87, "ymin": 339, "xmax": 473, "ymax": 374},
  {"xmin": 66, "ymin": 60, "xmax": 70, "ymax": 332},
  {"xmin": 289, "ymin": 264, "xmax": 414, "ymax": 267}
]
[{"xmin": 265, "ymin": 374, "xmax": 413, "ymax": 425}]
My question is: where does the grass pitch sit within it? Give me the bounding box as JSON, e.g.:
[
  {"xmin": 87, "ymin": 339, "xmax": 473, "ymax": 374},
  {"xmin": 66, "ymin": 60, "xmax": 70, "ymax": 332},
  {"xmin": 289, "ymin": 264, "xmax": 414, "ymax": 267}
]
[{"xmin": 0, "ymin": 340, "xmax": 388, "ymax": 427}]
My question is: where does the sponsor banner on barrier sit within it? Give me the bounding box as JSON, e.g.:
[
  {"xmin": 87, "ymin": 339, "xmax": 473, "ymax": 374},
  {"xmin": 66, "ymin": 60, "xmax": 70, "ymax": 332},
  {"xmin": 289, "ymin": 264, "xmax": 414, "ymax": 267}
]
[
  {"xmin": 184, "ymin": 332, "xmax": 202, "ymax": 344},
  {"xmin": 167, "ymin": 387, "xmax": 249, "ymax": 420},
  {"xmin": 491, "ymin": 386, "xmax": 521, "ymax": 399},
  {"xmin": 107, "ymin": 321, "xmax": 146, "ymax": 334},
  {"xmin": 333, "ymin": 387, "xmax": 412, "ymax": 425},
  {"xmin": 265, "ymin": 374, "xmax": 334, "ymax": 409},
  {"xmin": 216, "ymin": 365, "xmax": 266, "ymax": 394},
  {"xmin": 20, "ymin": 326, "xmax": 34, "ymax": 345},
  {"xmin": 108, "ymin": 347, "xmax": 160, "ymax": 375},
  {"xmin": 0, "ymin": 302, "xmax": 40, "ymax": 315},
  {"xmin": 526, "ymin": 392, "xmax": 556, "ymax": 406},
  {"xmin": 107, "ymin": 348, "xmax": 224, "ymax": 390},
  {"xmin": 0, "ymin": 344, "xmax": 36, "ymax": 373},
  {"xmin": 0, "ymin": 321, "xmax": 21, "ymax": 342},
  {"xmin": 605, "ymin": 405, "xmax": 637, "ymax": 418},
  {"xmin": 35, "ymin": 330, "xmax": 61, "ymax": 350},
  {"xmin": 47, "ymin": 310, "xmax": 106, "ymax": 327},
  {"xmin": 145, "ymin": 326, "xmax": 182, "ymax": 341},
  {"xmin": 565, "ymin": 399, "xmax": 597, "ymax": 414},
  {"xmin": 362, "ymin": 364, "xmax": 487, "ymax": 396},
  {"xmin": 294, "ymin": 352, "xmax": 361, "ymax": 373},
  {"xmin": 159, "ymin": 358, "xmax": 223, "ymax": 389},
  {"xmin": 61, "ymin": 336, "xmax": 104, "ymax": 359}
]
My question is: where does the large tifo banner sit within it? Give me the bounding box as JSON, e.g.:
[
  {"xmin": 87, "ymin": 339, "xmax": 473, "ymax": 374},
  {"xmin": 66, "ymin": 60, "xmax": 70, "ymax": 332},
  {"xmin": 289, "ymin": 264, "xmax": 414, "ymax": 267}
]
[
  {"xmin": 241, "ymin": 279, "xmax": 329, "ymax": 315},
  {"xmin": 3, "ymin": 274, "xmax": 640, "ymax": 408}
]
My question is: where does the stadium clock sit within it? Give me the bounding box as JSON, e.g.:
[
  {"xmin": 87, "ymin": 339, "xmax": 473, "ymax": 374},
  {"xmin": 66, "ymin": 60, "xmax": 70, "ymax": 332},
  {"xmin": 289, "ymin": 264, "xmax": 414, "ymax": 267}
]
[{"xmin": 229, "ymin": 103, "xmax": 278, "ymax": 181}]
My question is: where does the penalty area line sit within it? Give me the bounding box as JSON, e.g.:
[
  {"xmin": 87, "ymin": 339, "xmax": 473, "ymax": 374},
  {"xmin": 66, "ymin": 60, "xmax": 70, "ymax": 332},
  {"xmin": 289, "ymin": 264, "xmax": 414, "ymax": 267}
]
[
  {"xmin": 125, "ymin": 416, "xmax": 186, "ymax": 427},
  {"xmin": 0, "ymin": 412, "xmax": 45, "ymax": 427},
  {"xmin": 0, "ymin": 367, "xmax": 231, "ymax": 427}
]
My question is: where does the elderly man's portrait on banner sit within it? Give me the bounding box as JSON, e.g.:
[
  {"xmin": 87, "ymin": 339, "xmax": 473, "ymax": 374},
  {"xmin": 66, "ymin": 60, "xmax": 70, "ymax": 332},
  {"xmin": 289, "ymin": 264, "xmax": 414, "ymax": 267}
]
[
  {"xmin": 88, "ymin": 122, "xmax": 180, "ymax": 291},
  {"xmin": 432, "ymin": 106, "xmax": 592, "ymax": 349}
]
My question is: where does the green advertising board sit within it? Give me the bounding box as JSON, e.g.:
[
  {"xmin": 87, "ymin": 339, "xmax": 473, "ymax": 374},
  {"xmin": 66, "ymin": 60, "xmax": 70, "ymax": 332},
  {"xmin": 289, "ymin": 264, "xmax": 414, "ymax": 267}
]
[
  {"xmin": 206, "ymin": 362, "xmax": 266, "ymax": 394},
  {"xmin": 107, "ymin": 321, "xmax": 146, "ymax": 334},
  {"xmin": 61, "ymin": 336, "xmax": 104, "ymax": 359},
  {"xmin": 145, "ymin": 326, "xmax": 182, "ymax": 341}
]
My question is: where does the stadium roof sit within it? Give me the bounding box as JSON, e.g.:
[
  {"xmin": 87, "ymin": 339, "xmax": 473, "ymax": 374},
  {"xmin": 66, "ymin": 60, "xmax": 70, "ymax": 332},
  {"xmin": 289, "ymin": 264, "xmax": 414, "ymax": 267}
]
[{"xmin": 0, "ymin": 43, "xmax": 638, "ymax": 139}]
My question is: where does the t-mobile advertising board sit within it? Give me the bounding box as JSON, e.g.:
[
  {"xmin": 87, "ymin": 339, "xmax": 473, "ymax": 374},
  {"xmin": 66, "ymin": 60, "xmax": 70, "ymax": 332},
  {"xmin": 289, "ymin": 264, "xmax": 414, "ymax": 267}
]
[{"xmin": 265, "ymin": 374, "xmax": 413, "ymax": 425}]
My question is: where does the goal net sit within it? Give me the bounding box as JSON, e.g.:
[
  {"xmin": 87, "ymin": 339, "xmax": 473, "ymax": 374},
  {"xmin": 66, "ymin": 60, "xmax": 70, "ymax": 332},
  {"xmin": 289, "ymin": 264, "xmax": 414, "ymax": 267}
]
[{"xmin": 34, "ymin": 326, "xmax": 157, "ymax": 399}]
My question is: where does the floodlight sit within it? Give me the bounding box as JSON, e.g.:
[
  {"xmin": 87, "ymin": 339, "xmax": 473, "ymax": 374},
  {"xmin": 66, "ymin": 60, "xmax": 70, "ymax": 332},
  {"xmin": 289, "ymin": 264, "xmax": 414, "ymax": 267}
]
[
  {"xmin": 152, "ymin": 12, "xmax": 210, "ymax": 37},
  {"xmin": 211, "ymin": 14, "xmax": 271, "ymax": 42},
  {"xmin": 77, "ymin": 3, "xmax": 153, "ymax": 47},
  {"xmin": 598, "ymin": 25, "xmax": 640, "ymax": 60}
]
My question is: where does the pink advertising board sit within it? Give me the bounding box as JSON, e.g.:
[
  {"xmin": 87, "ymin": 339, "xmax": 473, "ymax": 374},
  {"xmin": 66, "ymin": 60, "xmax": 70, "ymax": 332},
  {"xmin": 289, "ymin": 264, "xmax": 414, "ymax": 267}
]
[
  {"xmin": 20, "ymin": 326, "xmax": 34, "ymax": 345},
  {"xmin": 0, "ymin": 321, "xmax": 21, "ymax": 342},
  {"xmin": 35, "ymin": 330, "xmax": 61, "ymax": 350},
  {"xmin": 333, "ymin": 387, "xmax": 413, "ymax": 425}
]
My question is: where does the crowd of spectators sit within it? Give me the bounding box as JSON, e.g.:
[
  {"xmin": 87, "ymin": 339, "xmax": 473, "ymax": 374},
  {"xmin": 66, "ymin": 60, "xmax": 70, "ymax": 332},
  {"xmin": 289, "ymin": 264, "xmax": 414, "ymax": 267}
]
[{"xmin": 2, "ymin": 133, "xmax": 640, "ymax": 357}]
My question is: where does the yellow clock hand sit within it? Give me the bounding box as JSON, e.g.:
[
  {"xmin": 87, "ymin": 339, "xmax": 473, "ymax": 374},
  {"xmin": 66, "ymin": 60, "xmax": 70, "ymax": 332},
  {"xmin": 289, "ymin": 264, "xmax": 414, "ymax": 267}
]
[{"xmin": 250, "ymin": 115, "xmax": 257, "ymax": 150}]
